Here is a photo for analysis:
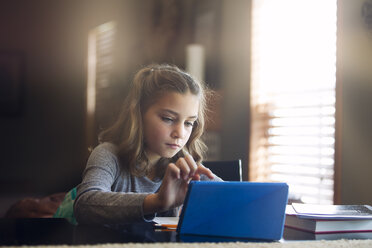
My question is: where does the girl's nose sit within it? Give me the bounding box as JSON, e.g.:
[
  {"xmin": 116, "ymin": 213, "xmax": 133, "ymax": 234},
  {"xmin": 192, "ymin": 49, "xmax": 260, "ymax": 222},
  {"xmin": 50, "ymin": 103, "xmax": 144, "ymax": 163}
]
[{"xmin": 171, "ymin": 124, "xmax": 185, "ymax": 139}]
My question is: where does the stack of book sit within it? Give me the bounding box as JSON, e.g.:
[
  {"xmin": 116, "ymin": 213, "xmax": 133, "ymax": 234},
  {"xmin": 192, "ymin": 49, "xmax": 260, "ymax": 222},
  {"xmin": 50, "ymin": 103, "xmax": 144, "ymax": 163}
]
[{"xmin": 284, "ymin": 203, "xmax": 372, "ymax": 240}]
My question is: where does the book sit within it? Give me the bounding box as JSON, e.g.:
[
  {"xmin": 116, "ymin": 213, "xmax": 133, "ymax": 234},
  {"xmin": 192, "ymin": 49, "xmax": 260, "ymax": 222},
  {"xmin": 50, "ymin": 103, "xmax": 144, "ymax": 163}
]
[
  {"xmin": 285, "ymin": 204, "xmax": 372, "ymax": 234},
  {"xmin": 284, "ymin": 227, "xmax": 372, "ymax": 240},
  {"xmin": 292, "ymin": 203, "xmax": 372, "ymax": 219}
]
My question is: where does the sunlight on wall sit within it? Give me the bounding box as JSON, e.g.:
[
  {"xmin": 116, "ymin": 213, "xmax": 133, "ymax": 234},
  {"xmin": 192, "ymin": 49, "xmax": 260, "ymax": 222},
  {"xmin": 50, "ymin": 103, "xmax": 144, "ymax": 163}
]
[
  {"xmin": 87, "ymin": 31, "xmax": 97, "ymax": 115},
  {"xmin": 87, "ymin": 22, "xmax": 116, "ymax": 114},
  {"xmin": 86, "ymin": 21, "xmax": 116, "ymax": 148},
  {"xmin": 250, "ymin": 0, "xmax": 337, "ymax": 204}
]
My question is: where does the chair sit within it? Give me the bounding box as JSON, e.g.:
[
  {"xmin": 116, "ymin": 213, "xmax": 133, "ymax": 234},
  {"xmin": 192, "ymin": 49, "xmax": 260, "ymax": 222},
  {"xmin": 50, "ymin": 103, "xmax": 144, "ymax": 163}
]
[{"xmin": 202, "ymin": 160, "xmax": 242, "ymax": 181}]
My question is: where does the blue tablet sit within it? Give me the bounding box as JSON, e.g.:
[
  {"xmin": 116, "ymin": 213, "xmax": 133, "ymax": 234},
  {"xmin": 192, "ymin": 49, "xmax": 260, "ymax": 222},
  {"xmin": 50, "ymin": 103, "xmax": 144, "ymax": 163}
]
[{"xmin": 177, "ymin": 181, "xmax": 288, "ymax": 241}]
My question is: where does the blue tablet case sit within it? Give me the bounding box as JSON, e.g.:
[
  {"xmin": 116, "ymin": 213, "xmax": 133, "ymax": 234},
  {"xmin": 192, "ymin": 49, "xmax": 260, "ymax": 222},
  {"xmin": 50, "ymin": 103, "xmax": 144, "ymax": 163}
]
[{"xmin": 177, "ymin": 181, "xmax": 288, "ymax": 241}]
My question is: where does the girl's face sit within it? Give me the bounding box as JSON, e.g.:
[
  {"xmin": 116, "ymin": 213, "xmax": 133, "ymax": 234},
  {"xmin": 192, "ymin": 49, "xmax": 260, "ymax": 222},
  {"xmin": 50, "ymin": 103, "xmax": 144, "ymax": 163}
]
[{"xmin": 143, "ymin": 91, "xmax": 200, "ymax": 164}]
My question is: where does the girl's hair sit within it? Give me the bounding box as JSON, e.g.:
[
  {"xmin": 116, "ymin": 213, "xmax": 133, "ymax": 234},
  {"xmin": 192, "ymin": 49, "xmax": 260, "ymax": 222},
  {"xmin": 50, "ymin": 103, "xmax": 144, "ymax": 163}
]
[{"xmin": 99, "ymin": 64, "xmax": 209, "ymax": 177}]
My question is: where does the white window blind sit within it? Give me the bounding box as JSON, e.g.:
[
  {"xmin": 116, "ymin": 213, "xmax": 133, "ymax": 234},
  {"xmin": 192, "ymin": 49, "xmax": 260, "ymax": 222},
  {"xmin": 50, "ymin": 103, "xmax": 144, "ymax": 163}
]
[
  {"xmin": 86, "ymin": 22, "xmax": 116, "ymax": 148},
  {"xmin": 250, "ymin": 0, "xmax": 337, "ymax": 204}
]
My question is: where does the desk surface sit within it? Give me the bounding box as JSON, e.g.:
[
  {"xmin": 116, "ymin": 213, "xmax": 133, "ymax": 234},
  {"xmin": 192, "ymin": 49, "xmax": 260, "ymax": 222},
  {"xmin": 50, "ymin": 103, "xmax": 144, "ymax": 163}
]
[{"xmin": 0, "ymin": 218, "xmax": 371, "ymax": 246}]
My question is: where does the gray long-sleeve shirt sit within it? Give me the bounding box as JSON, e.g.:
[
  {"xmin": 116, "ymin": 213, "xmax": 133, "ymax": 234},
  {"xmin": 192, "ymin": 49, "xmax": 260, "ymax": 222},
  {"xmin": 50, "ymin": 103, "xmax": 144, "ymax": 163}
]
[{"xmin": 74, "ymin": 142, "xmax": 221, "ymax": 224}]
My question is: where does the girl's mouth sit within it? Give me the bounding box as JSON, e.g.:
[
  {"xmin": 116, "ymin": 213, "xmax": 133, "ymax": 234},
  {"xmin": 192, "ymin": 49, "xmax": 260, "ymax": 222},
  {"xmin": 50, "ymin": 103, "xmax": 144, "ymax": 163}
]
[{"xmin": 166, "ymin": 143, "xmax": 180, "ymax": 149}]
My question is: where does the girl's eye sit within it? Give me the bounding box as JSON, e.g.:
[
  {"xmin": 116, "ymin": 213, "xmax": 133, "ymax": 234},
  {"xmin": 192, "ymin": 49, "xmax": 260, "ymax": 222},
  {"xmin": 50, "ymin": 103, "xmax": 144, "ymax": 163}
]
[
  {"xmin": 185, "ymin": 121, "xmax": 194, "ymax": 127},
  {"xmin": 161, "ymin": 117, "xmax": 174, "ymax": 123}
]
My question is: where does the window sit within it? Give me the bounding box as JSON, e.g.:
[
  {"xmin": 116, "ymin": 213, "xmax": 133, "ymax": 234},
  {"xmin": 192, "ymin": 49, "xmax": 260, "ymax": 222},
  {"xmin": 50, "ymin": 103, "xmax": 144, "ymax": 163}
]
[
  {"xmin": 86, "ymin": 22, "xmax": 116, "ymax": 148},
  {"xmin": 249, "ymin": 0, "xmax": 337, "ymax": 204}
]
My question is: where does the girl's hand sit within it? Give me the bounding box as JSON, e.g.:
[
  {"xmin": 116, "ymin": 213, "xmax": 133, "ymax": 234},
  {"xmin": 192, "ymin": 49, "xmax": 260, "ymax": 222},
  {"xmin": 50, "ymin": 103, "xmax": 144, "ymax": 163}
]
[{"xmin": 143, "ymin": 153, "xmax": 215, "ymax": 214}]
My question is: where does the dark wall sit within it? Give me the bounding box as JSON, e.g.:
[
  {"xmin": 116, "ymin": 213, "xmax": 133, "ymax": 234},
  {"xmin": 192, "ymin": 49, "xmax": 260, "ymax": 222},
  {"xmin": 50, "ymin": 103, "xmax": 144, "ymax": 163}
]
[
  {"xmin": 338, "ymin": 0, "xmax": 372, "ymax": 204},
  {"xmin": 0, "ymin": 0, "xmax": 90, "ymax": 194},
  {"xmin": 0, "ymin": 0, "xmax": 230, "ymax": 196},
  {"xmin": 0, "ymin": 0, "xmax": 145, "ymax": 194},
  {"xmin": 219, "ymin": 0, "xmax": 251, "ymax": 180}
]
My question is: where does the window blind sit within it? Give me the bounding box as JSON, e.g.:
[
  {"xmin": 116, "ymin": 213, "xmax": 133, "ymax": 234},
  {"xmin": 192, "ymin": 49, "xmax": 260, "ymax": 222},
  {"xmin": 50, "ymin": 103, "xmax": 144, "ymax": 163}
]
[
  {"xmin": 86, "ymin": 22, "xmax": 116, "ymax": 148},
  {"xmin": 249, "ymin": 0, "xmax": 337, "ymax": 204}
]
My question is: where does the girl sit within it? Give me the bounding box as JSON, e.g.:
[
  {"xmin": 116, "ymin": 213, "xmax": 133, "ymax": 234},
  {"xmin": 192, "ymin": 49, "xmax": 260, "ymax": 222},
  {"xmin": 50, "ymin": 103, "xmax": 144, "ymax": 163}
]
[{"xmin": 73, "ymin": 64, "xmax": 221, "ymax": 224}]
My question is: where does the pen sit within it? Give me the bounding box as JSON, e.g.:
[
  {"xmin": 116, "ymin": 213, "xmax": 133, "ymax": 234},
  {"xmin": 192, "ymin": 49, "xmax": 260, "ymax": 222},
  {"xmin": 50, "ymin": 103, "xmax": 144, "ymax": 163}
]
[
  {"xmin": 154, "ymin": 227, "xmax": 175, "ymax": 232},
  {"xmin": 154, "ymin": 224, "xmax": 178, "ymax": 229}
]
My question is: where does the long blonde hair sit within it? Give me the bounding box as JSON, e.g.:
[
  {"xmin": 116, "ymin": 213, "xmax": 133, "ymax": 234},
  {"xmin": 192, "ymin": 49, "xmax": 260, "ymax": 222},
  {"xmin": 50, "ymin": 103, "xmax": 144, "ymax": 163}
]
[{"xmin": 99, "ymin": 64, "xmax": 209, "ymax": 177}]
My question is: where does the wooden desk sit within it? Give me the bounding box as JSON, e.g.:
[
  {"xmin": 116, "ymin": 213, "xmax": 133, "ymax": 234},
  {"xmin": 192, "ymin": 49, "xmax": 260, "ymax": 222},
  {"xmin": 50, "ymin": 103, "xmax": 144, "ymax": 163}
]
[{"xmin": 1, "ymin": 218, "xmax": 372, "ymax": 246}]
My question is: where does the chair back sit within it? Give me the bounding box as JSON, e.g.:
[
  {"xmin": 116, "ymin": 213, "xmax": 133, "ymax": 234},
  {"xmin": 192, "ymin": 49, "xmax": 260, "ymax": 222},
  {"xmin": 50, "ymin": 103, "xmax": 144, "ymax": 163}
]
[{"xmin": 202, "ymin": 160, "xmax": 242, "ymax": 181}]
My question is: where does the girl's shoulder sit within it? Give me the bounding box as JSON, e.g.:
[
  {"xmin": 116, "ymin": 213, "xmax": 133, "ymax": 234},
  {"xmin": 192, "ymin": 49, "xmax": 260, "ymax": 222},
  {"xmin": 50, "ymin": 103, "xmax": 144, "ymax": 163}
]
[
  {"xmin": 94, "ymin": 142, "xmax": 118, "ymax": 153},
  {"xmin": 86, "ymin": 142, "xmax": 124, "ymax": 177},
  {"xmin": 89, "ymin": 142, "xmax": 119, "ymax": 161}
]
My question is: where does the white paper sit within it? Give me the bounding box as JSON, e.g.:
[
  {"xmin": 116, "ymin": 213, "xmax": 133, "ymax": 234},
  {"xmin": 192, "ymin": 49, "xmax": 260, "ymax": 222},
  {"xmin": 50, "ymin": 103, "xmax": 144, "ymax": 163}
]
[{"xmin": 153, "ymin": 217, "xmax": 179, "ymax": 225}]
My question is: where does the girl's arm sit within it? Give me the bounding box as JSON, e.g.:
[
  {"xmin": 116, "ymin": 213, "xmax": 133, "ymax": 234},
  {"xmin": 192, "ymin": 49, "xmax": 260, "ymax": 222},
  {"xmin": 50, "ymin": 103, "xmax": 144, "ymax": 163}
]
[
  {"xmin": 74, "ymin": 143, "xmax": 166, "ymax": 224},
  {"xmin": 143, "ymin": 153, "xmax": 216, "ymax": 214}
]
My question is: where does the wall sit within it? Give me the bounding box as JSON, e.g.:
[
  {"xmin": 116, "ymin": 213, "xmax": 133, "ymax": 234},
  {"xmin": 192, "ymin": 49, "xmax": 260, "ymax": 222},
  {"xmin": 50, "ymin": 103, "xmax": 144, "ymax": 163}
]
[
  {"xmin": 0, "ymin": 0, "xmax": 141, "ymax": 196},
  {"xmin": 0, "ymin": 0, "xmax": 239, "ymax": 214},
  {"xmin": 0, "ymin": 0, "xmax": 87, "ymax": 195},
  {"xmin": 219, "ymin": 0, "xmax": 251, "ymax": 180},
  {"xmin": 4, "ymin": 0, "xmax": 370, "ymax": 211},
  {"xmin": 338, "ymin": 0, "xmax": 372, "ymax": 204}
]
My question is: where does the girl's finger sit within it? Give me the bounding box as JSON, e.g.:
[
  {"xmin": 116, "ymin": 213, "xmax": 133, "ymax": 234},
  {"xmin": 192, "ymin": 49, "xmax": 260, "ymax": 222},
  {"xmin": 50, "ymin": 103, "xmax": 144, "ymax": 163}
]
[
  {"xmin": 183, "ymin": 152, "xmax": 197, "ymax": 177},
  {"xmin": 191, "ymin": 173, "xmax": 201, "ymax": 181},
  {"xmin": 176, "ymin": 158, "xmax": 191, "ymax": 180},
  {"xmin": 167, "ymin": 163, "xmax": 181, "ymax": 179},
  {"xmin": 196, "ymin": 164, "xmax": 215, "ymax": 179}
]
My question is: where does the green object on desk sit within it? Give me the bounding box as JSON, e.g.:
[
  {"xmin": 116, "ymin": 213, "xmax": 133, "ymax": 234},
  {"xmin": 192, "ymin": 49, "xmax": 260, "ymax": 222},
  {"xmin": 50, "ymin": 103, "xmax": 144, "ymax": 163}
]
[{"xmin": 53, "ymin": 187, "xmax": 77, "ymax": 225}]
